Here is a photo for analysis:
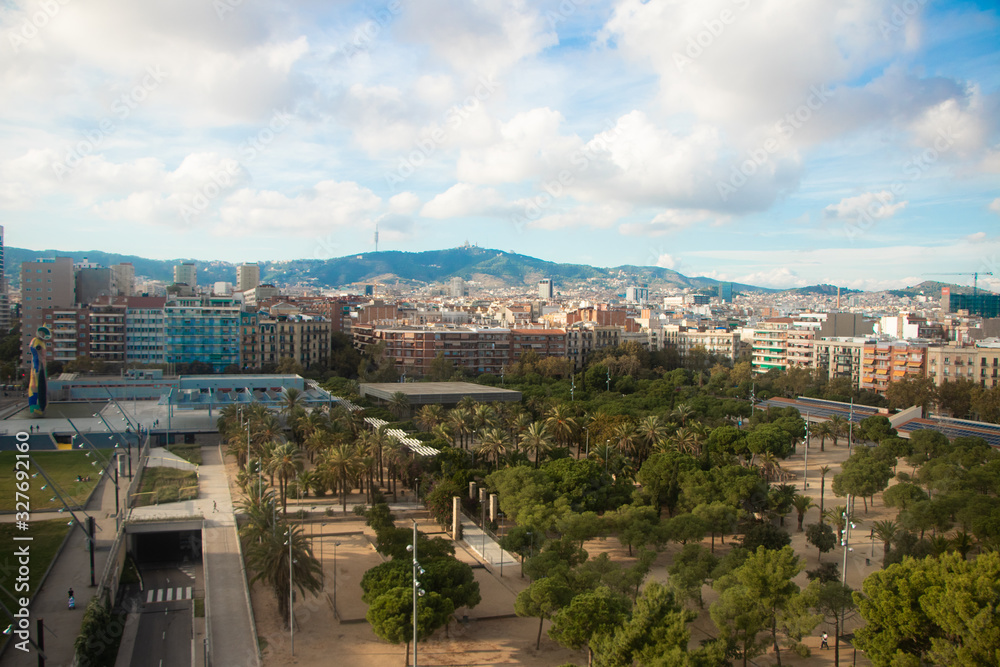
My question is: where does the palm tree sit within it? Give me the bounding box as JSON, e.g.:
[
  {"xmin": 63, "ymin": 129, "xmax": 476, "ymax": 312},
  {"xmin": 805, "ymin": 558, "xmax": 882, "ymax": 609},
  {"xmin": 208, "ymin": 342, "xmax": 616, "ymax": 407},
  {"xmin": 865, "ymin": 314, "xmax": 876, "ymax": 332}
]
[
  {"xmin": 431, "ymin": 422, "xmax": 454, "ymax": 447},
  {"xmin": 476, "ymin": 428, "xmax": 509, "ymax": 469},
  {"xmin": 824, "ymin": 506, "xmax": 849, "ymax": 544},
  {"xmin": 520, "ymin": 421, "xmax": 553, "ymax": 468},
  {"xmin": 448, "ymin": 408, "xmax": 473, "ymax": 449},
  {"xmin": 611, "ymin": 421, "xmax": 637, "ymax": 459},
  {"xmin": 237, "ymin": 487, "xmax": 279, "ymax": 545},
  {"xmin": 813, "ymin": 422, "xmax": 832, "ymax": 452},
  {"xmin": 457, "ymin": 395, "xmax": 478, "ymax": 412},
  {"xmin": 473, "ymin": 404, "xmax": 498, "ymax": 432},
  {"xmin": 244, "ymin": 522, "xmax": 322, "ymax": 627},
  {"xmin": 381, "ymin": 438, "xmax": 404, "ymax": 502},
  {"xmin": 280, "ymin": 387, "xmax": 305, "ymax": 419},
  {"xmin": 304, "ymin": 429, "xmax": 333, "ymax": 465},
  {"xmin": 589, "ymin": 441, "xmax": 615, "ymax": 473},
  {"xmin": 828, "ymin": 415, "xmax": 847, "ymax": 448},
  {"xmin": 871, "ymin": 519, "xmax": 898, "ymax": 567},
  {"xmin": 791, "ymin": 495, "xmax": 815, "ymax": 532},
  {"xmin": 321, "ymin": 444, "xmax": 362, "ymax": 513},
  {"xmin": 268, "ymin": 442, "xmax": 304, "ymax": 514},
  {"xmin": 951, "ymin": 531, "xmax": 974, "ymax": 559},
  {"xmin": 688, "ymin": 422, "xmax": 710, "ymax": 457},
  {"xmin": 671, "ymin": 403, "xmax": 695, "ymax": 427},
  {"xmin": 758, "ymin": 451, "xmax": 782, "ymax": 482},
  {"xmin": 818, "ymin": 465, "xmax": 832, "ymax": 517},
  {"xmin": 635, "ymin": 415, "xmax": 666, "ymax": 464},
  {"xmin": 545, "ymin": 404, "xmax": 578, "ymax": 451},
  {"xmin": 669, "ymin": 427, "xmax": 697, "ymax": 456},
  {"xmin": 387, "ymin": 391, "xmax": 410, "ymax": 420},
  {"xmin": 415, "ymin": 404, "xmax": 444, "ymax": 432}
]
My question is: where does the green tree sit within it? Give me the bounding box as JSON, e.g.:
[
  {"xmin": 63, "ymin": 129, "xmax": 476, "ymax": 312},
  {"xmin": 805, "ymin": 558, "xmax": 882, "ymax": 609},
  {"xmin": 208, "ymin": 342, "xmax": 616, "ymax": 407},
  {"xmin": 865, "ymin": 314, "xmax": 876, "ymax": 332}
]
[
  {"xmin": 746, "ymin": 423, "xmax": 793, "ymax": 463},
  {"xmin": 427, "ymin": 351, "xmax": 455, "ymax": 381},
  {"xmin": 665, "ymin": 513, "xmax": 707, "ymax": 546},
  {"xmin": 805, "ymin": 522, "xmax": 835, "ymax": 562},
  {"xmin": 711, "ymin": 546, "xmax": 818, "ymax": 667},
  {"xmin": 856, "ymin": 415, "xmax": 897, "ymax": 444},
  {"xmin": 870, "ymin": 519, "xmax": 898, "ymax": 568},
  {"xmin": 831, "ymin": 448, "xmax": 892, "ymax": 513},
  {"xmin": 668, "ymin": 543, "xmax": 718, "ymax": 608},
  {"xmin": 515, "ymin": 575, "xmax": 575, "ymax": 650},
  {"xmin": 740, "ymin": 523, "xmax": 791, "ymax": 552},
  {"xmin": 885, "ymin": 375, "xmax": 936, "ymax": 414},
  {"xmin": 520, "ymin": 421, "xmax": 554, "ymax": 468},
  {"xmin": 590, "ymin": 582, "xmax": 700, "ymax": 667},
  {"xmin": 613, "ymin": 504, "xmax": 663, "ymax": 556},
  {"xmin": 692, "ymin": 501, "xmax": 737, "ymax": 552},
  {"xmin": 791, "ymin": 495, "xmax": 814, "ymax": 532},
  {"xmin": 245, "ymin": 523, "xmax": 322, "ymax": 628},
  {"xmin": 549, "ymin": 587, "xmax": 631, "ymax": 667},
  {"xmin": 366, "ymin": 586, "xmax": 454, "ymax": 666}
]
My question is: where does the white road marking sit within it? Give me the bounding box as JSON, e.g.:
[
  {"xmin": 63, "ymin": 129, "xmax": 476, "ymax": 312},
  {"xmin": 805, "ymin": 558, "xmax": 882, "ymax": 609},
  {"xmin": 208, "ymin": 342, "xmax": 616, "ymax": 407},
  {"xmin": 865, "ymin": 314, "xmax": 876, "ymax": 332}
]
[{"xmin": 146, "ymin": 590, "xmax": 154, "ymax": 603}]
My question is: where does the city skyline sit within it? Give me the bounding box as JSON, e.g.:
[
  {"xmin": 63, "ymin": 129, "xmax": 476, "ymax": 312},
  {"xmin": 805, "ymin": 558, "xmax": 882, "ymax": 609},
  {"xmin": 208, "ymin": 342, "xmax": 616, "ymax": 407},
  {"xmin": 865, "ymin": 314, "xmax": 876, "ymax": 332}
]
[{"xmin": 2, "ymin": 1, "xmax": 999, "ymax": 291}]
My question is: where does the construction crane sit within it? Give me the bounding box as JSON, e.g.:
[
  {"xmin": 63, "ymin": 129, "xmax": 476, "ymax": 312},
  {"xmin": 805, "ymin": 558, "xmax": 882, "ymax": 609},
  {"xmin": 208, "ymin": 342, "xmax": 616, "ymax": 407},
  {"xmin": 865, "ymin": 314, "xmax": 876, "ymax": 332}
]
[{"xmin": 924, "ymin": 272, "xmax": 994, "ymax": 299}]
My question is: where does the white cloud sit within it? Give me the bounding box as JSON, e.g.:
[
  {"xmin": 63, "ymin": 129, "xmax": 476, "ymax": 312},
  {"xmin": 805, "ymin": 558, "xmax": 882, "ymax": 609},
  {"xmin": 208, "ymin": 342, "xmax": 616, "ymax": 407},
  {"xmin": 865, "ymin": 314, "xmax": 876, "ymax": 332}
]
[
  {"xmin": 420, "ymin": 183, "xmax": 517, "ymax": 218},
  {"xmin": 655, "ymin": 253, "xmax": 678, "ymax": 270},
  {"xmin": 216, "ymin": 180, "xmax": 382, "ymax": 235},
  {"xmin": 736, "ymin": 267, "xmax": 807, "ymax": 289},
  {"xmin": 388, "ymin": 192, "xmax": 421, "ymax": 215},
  {"xmin": 824, "ymin": 191, "xmax": 907, "ymax": 221},
  {"xmin": 620, "ymin": 209, "xmax": 724, "ymax": 236},
  {"xmin": 990, "ymin": 198, "xmax": 1000, "ymax": 214}
]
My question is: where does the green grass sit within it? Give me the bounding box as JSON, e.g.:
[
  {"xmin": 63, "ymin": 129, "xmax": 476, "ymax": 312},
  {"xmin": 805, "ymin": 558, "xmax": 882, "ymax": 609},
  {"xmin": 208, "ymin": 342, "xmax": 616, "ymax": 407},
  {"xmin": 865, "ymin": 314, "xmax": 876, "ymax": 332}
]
[
  {"xmin": 0, "ymin": 451, "xmax": 101, "ymax": 511},
  {"xmin": 132, "ymin": 467, "xmax": 198, "ymax": 507},
  {"xmin": 166, "ymin": 443, "xmax": 202, "ymax": 466},
  {"xmin": 194, "ymin": 598, "xmax": 205, "ymax": 617},
  {"xmin": 0, "ymin": 519, "xmax": 71, "ymax": 611}
]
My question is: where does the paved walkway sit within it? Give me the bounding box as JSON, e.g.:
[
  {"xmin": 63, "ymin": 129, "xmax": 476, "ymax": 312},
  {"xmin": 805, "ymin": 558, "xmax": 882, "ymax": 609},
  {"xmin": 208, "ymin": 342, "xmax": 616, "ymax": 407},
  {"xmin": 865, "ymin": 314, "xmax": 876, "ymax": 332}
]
[
  {"xmin": 3, "ymin": 447, "xmax": 135, "ymax": 667},
  {"xmin": 457, "ymin": 517, "xmax": 519, "ymax": 576}
]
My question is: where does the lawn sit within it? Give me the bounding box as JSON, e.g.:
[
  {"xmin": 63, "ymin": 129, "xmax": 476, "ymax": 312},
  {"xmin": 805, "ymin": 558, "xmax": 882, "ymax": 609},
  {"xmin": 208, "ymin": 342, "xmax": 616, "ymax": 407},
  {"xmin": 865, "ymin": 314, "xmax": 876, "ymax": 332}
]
[
  {"xmin": 0, "ymin": 519, "xmax": 71, "ymax": 639},
  {"xmin": 166, "ymin": 443, "xmax": 202, "ymax": 466},
  {"xmin": 0, "ymin": 451, "xmax": 101, "ymax": 512},
  {"xmin": 132, "ymin": 467, "xmax": 199, "ymax": 507}
]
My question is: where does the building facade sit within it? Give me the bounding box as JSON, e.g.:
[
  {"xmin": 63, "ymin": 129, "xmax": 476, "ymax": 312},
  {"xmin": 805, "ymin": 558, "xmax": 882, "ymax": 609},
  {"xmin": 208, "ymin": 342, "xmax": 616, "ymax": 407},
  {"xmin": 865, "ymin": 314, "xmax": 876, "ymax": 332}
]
[
  {"xmin": 860, "ymin": 340, "xmax": 927, "ymax": 395},
  {"xmin": 21, "ymin": 257, "xmax": 75, "ymax": 368},
  {"xmin": 237, "ymin": 263, "xmax": 260, "ymax": 293},
  {"xmin": 163, "ymin": 295, "xmax": 240, "ymax": 371},
  {"xmin": 173, "ymin": 262, "xmax": 197, "ymax": 288}
]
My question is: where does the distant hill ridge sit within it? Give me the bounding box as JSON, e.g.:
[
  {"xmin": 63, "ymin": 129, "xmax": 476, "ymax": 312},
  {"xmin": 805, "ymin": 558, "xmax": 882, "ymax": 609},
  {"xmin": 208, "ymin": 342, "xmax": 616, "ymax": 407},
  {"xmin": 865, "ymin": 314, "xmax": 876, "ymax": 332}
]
[{"xmin": 4, "ymin": 246, "xmax": 990, "ymax": 297}]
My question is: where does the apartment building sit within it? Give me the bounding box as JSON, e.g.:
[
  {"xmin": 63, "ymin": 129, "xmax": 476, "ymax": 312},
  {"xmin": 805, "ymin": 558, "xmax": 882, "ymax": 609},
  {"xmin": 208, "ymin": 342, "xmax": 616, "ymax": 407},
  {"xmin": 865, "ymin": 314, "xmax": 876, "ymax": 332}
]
[
  {"xmin": 353, "ymin": 324, "xmax": 514, "ymax": 375},
  {"xmin": 236, "ymin": 263, "xmax": 260, "ymax": 292},
  {"xmin": 926, "ymin": 344, "xmax": 978, "ymax": 386},
  {"xmin": 975, "ymin": 339, "xmax": 1000, "ymax": 388},
  {"xmin": 677, "ymin": 329, "xmax": 740, "ymax": 364},
  {"xmin": 163, "ymin": 295, "xmax": 241, "ymax": 372},
  {"xmin": 0, "ymin": 226, "xmax": 8, "ymax": 332},
  {"xmin": 87, "ymin": 301, "xmax": 126, "ymax": 365},
  {"xmin": 566, "ymin": 323, "xmax": 621, "ymax": 371},
  {"xmin": 860, "ymin": 340, "xmax": 928, "ymax": 395},
  {"xmin": 124, "ymin": 297, "xmax": 168, "ymax": 366},
  {"xmin": 21, "ymin": 257, "xmax": 75, "ymax": 367},
  {"xmin": 751, "ymin": 319, "xmax": 817, "ymax": 373},
  {"xmin": 511, "ymin": 329, "xmax": 567, "ymax": 361},
  {"xmin": 243, "ymin": 315, "xmax": 331, "ymax": 370},
  {"xmin": 813, "ymin": 337, "xmax": 871, "ymax": 385},
  {"xmin": 111, "ymin": 262, "xmax": 135, "ymax": 297},
  {"xmin": 41, "ymin": 307, "xmax": 88, "ymax": 365},
  {"xmin": 173, "ymin": 262, "xmax": 197, "ymax": 287}
]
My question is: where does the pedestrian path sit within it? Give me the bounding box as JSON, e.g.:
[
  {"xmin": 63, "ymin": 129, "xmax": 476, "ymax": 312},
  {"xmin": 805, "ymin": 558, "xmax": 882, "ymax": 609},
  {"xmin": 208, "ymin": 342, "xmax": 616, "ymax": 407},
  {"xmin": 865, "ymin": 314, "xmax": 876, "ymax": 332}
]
[{"xmin": 146, "ymin": 586, "xmax": 194, "ymax": 603}]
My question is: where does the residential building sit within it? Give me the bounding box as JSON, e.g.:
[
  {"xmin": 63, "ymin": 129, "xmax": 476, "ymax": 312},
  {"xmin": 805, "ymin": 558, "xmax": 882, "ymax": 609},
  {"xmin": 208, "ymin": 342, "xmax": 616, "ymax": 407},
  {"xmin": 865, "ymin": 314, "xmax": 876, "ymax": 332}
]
[
  {"xmin": 21, "ymin": 257, "xmax": 75, "ymax": 368},
  {"xmin": 111, "ymin": 262, "xmax": 135, "ymax": 297},
  {"xmin": 173, "ymin": 262, "xmax": 197, "ymax": 288},
  {"xmin": 976, "ymin": 339, "xmax": 1000, "ymax": 388},
  {"xmin": 41, "ymin": 307, "xmax": 88, "ymax": 365},
  {"xmin": 163, "ymin": 295, "xmax": 240, "ymax": 372},
  {"xmin": 751, "ymin": 319, "xmax": 792, "ymax": 372},
  {"xmin": 75, "ymin": 266, "xmax": 113, "ymax": 305},
  {"xmin": 352, "ymin": 324, "xmax": 513, "ymax": 375},
  {"xmin": 511, "ymin": 329, "xmax": 566, "ymax": 362},
  {"xmin": 565, "ymin": 323, "xmax": 621, "ymax": 371},
  {"xmin": 449, "ymin": 277, "xmax": 466, "ymax": 298},
  {"xmin": 860, "ymin": 340, "xmax": 928, "ymax": 395},
  {"xmin": 718, "ymin": 282, "xmax": 733, "ymax": 303},
  {"xmin": 538, "ymin": 279, "xmax": 553, "ymax": 299},
  {"xmin": 124, "ymin": 297, "xmax": 168, "ymax": 366},
  {"xmin": 626, "ymin": 286, "xmax": 649, "ymax": 304},
  {"xmin": 677, "ymin": 329, "xmax": 740, "ymax": 364},
  {"xmin": 244, "ymin": 314, "xmax": 331, "ymax": 371},
  {"xmin": 87, "ymin": 300, "xmax": 126, "ymax": 365},
  {"xmin": 813, "ymin": 337, "xmax": 871, "ymax": 385},
  {"xmin": 236, "ymin": 263, "xmax": 260, "ymax": 292}
]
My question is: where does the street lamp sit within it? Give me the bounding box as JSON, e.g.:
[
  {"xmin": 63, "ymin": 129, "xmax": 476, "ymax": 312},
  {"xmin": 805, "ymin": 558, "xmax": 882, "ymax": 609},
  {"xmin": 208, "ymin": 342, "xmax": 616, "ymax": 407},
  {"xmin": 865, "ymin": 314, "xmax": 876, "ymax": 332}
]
[
  {"xmin": 96, "ymin": 412, "xmax": 133, "ymax": 480},
  {"xmin": 333, "ymin": 541, "xmax": 341, "ymax": 621},
  {"xmin": 802, "ymin": 413, "xmax": 809, "ymax": 491},
  {"xmin": 406, "ymin": 520, "xmax": 424, "ymax": 667},
  {"xmin": 285, "ymin": 527, "xmax": 294, "ymax": 656}
]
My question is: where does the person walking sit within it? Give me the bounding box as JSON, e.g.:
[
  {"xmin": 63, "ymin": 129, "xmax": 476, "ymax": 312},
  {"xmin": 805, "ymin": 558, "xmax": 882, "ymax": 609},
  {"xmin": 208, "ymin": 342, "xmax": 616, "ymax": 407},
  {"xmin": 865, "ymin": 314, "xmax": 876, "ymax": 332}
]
[
  {"xmin": 213, "ymin": 501, "xmax": 217, "ymax": 513},
  {"xmin": 821, "ymin": 631, "xmax": 829, "ymax": 649}
]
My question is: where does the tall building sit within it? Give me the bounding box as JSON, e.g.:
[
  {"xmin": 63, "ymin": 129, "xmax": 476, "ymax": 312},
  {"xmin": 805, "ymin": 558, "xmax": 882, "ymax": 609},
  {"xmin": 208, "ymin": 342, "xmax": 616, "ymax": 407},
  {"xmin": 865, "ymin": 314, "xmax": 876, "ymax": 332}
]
[
  {"xmin": 538, "ymin": 278, "xmax": 554, "ymax": 299},
  {"xmin": 942, "ymin": 287, "xmax": 1000, "ymax": 318},
  {"xmin": 243, "ymin": 314, "xmax": 331, "ymax": 371},
  {"xmin": 718, "ymin": 282, "xmax": 733, "ymax": 303},
  {"xmin": 124, "ymin": 297, "xmax": 168, "ymax": 366},
  {"xmin": 163, "ymin": 295, "xmax": 240, "ymax": 372},
  {"xmin": 173, "ymin": 262, "xmax": 197, "ymax": 288},
  {"xmin": 449, "ymin": 277, "xmax": 465, "ymax": 298},
  {"xmin": 75, "ymin": 267, "xmax": 113, "ymax": 305},
  {"xmin": 0, "ymin": 226, "xmax": 9, "ymax": 332},
  {"xmin": 750, "ymin": 319, "xmax": 815, "ymax": 372},
  {"xmin": 111, "ymin": 262, "xmax": 135, "ymax": 296},
  {"xmin": 236, "ymin": 263, "xmax": 260, "ymax": 292},
  {"xmin": 20, "ymin": 257, "xmax": 75, "ymax": 368},
  {"xmin": 626, "ymin": 286, "xmax": 649, "ymax": 304},
  {"xmin": 860, "ymin": 340, "xmax": 927, "ymax": 395}
]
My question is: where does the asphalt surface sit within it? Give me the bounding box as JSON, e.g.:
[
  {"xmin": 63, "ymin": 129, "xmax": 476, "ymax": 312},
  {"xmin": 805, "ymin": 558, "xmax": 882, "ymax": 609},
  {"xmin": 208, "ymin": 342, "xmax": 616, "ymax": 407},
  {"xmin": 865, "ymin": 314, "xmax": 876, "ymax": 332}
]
[{"xmin": 132, "ymin": 602, "xmax": 192, "ymax": 667}]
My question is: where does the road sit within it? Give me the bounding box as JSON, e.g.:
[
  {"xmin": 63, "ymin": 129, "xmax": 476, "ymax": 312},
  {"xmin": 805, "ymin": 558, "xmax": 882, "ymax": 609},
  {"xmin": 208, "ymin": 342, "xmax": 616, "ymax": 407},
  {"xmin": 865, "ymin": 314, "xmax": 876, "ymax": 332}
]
[{"xmin": 129, "ymin": 565, "xmax": 198, "ymax": 667}]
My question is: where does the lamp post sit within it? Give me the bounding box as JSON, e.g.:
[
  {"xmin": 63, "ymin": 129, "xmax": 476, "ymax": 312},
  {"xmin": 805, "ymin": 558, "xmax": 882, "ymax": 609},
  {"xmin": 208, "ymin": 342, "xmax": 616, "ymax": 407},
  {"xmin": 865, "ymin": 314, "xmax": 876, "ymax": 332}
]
[
  {"xmin": 319, "ymin": 523, "xmax": 327, "ymax": 587},
  {"xmin": 803, "ymin": 413, "xmax": 809, "ymax": 490},
  {"xmin": 286, "ymin": 527, "xmax": 294, "ymax": 656},
  {"xmin": 584, "ymin": 426, "xmax": 589, "ymax": 459},
  {"xmin": 406, "ymin": 520, "xmax": 424, "ymax": 667},
  {"xmin": 333, "ymin": 541, "xmax": 341, "ymax": 621},
  {"xmin": 96, "ymin": 412, "xmax": 132, "ymax": 480}
]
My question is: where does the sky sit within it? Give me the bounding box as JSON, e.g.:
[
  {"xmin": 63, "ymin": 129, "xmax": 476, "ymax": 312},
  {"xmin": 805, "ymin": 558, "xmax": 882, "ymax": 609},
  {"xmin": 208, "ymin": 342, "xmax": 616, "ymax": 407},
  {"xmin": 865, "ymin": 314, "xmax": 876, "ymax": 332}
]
[{"xmin": 1, "ymin": 0, "xmax": 999, "ymax": 292}]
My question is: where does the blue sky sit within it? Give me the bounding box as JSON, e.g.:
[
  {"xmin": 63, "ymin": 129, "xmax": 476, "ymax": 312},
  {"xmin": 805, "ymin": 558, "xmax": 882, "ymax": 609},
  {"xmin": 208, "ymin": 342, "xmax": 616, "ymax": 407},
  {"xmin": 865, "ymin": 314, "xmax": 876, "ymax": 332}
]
[{"xmin": 1, "ymin": 0, "xmax": 998, "ymax": 291}]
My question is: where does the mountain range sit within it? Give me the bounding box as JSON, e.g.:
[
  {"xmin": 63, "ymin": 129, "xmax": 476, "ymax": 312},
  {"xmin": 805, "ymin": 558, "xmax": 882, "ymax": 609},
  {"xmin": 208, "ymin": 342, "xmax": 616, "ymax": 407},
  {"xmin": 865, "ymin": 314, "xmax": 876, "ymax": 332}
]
[{"xmin": 3, "ymin": 245, "xmax": 989, "ymax": 297}]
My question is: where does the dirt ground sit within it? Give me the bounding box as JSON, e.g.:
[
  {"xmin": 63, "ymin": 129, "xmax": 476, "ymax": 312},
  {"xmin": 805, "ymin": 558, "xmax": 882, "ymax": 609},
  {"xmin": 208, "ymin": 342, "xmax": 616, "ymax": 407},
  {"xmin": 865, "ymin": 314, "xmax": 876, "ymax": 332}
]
[{"xmin": 225, "ymin": 436, "xmax": 895, "ymax": 666}]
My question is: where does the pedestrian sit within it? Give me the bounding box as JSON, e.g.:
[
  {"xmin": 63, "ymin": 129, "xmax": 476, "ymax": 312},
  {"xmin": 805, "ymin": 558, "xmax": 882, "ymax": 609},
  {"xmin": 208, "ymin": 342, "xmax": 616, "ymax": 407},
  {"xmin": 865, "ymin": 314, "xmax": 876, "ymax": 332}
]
[
  {"xmin": 821, "ymin": 631, "xmax": 829, "ymax": 649},
  {"xmin": 68, "ymin": 588, "xmax": 74, "ymax": 599},
  {"xmin": 213, "ymin": 501, "xmax": 217, "ymax": 513}
]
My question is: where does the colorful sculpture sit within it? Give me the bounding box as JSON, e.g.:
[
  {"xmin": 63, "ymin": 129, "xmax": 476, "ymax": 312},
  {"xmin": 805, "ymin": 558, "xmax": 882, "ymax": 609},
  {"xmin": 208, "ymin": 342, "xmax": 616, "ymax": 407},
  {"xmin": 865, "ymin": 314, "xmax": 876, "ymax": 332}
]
[{"xmin": 28, "ymin": 325, "xmax": 51, "ymax": 417}]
